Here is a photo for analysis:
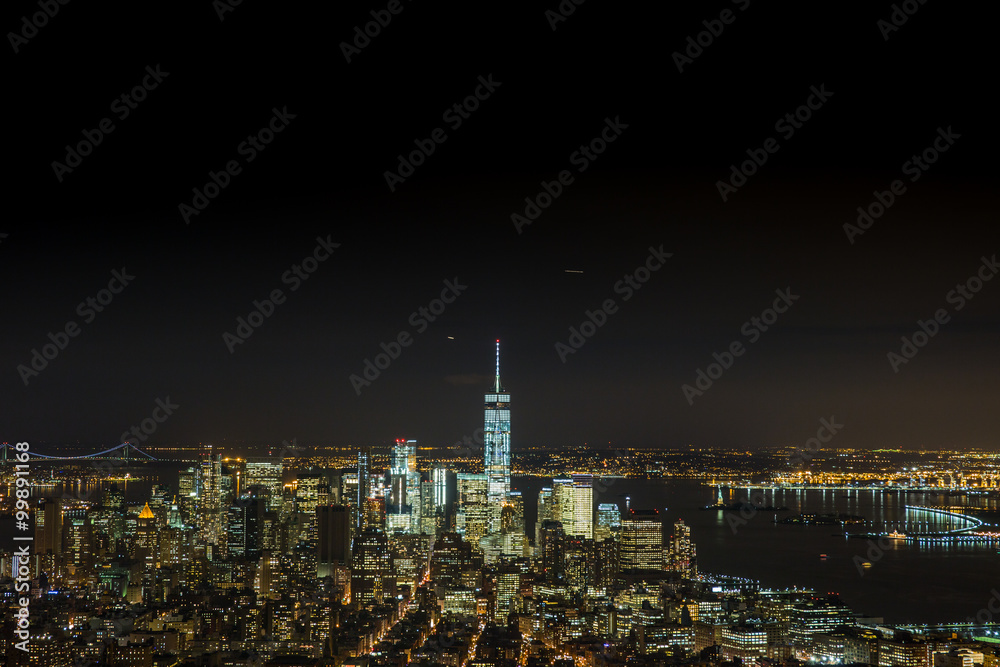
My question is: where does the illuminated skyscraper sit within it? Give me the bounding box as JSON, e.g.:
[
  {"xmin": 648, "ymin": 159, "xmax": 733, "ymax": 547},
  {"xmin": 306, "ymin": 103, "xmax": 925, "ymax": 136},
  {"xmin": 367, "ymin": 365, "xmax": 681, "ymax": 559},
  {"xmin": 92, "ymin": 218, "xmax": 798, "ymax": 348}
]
[
  {"xmin": 456, "ymin": 473, "xmax": 490, "ymax": 548},
  {"xmin": 389, "ymin": 438, "xmax": 420, "ymax": 533},
  {"xmin": 536, "ymin": 486, "xmax": 555, "ymax": 546},
  {"xmin": 621, "ymin": 508, "xmax": 663, "ymax": 571},
  {"xmin": 296, "ymin": 473, "xmax": 324, "ymax": 516},
  {"xmin": 419, "ymin": 478, "xmax": 439, "ymax": 535},
  {"xmin": 484, "ymin": 340, "xmax": 511, "ymax": 531},
  {"xmin": 670, "ymin": 517, "xmax": 696, "ymax": 576},
  {"xmin": 539, "ymin": 520, "xmax": 565, "ymax": 582},
  {"xmin": 200, "ymin": 447, "xmax": 224, "ymax": 555},
  {"xmin": 136, "ymin": 502, "xmax": 158, "ymax": 564},
  {"xmin": 356, "ymin": 450, "xmax": 369, "ymax": 529},
  {"xmin": 228, "ymin": 495, "xmax": 264, "ymax": 560},
  {"xmin": 553, "ymin": 478, "xmax": 575, "ymax": 534},
  {"xmin": 64, "ymin": 505, "xmax": 91, "ymax": 584},
  {"xmin": 570, "ymin": 474, "xmax": 594, "ymax": 539},
  {"xmin": 35, "ymin": 498, "xmax": 62, "ymax": 558},
  {"xmin": 596, "ymin": 503, "xmax": 621, "ymax": 541},
  {"xmin": 351, "ymin": 527, "xmax": 391, "ymax": 605},
  {"xmin": 245, "ymin": 457, "xmax": 283, "ymax": 511}
]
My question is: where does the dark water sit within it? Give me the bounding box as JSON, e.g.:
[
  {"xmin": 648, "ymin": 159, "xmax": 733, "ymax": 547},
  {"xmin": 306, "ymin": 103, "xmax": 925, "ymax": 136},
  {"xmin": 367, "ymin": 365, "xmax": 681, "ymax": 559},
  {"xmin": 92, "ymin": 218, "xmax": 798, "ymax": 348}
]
[{"xmin": 512, "ymin": 476, "xmax": 1000, "ymax": 625}]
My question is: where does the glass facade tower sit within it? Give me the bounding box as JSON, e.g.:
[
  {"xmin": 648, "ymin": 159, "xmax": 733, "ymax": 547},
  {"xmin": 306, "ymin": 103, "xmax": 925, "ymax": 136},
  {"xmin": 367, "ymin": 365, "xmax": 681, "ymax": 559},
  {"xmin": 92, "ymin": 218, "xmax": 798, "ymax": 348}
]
[{"xmin": 484, "ymin": 340, "xmax": 511, "ymax": 532}]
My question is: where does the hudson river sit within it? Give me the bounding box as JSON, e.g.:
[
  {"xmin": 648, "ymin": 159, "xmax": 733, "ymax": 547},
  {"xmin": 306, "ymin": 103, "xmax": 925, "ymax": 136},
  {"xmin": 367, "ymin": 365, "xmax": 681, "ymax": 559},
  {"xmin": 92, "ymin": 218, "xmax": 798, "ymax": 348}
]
[{"xmin": 514, "ymin": 476, "xmax": 1000, "ymax": 625}]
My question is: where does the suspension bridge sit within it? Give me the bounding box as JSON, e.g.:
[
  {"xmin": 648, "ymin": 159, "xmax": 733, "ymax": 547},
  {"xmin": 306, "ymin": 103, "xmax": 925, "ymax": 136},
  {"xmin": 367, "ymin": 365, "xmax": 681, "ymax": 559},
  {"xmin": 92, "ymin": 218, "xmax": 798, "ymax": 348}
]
[{"xmin": 1, "ymin": 441, "xmax": 158, "ymax": 463}]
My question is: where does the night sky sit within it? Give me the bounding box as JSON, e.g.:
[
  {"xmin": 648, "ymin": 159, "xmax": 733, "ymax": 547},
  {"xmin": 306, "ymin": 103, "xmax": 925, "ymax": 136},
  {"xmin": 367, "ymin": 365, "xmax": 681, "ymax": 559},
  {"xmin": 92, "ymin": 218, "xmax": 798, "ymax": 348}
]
[{"xmin": 3, "ymin": 1, "xmax": 997, "ymax": 452}]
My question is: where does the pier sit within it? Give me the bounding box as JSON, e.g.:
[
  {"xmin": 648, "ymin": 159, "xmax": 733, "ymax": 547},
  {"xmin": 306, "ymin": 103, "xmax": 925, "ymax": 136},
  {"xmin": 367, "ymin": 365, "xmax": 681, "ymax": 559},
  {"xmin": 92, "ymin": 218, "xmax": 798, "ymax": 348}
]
[{"xmin": 846, "ymin": 505, "xmax": 985, "ymax": 540}]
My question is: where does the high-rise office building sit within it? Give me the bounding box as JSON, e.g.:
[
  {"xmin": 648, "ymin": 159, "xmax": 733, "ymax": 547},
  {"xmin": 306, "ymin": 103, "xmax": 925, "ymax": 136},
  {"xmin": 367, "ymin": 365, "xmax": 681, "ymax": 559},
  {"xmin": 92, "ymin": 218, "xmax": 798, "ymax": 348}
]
[
  {"xmin": 433, "ymin": 464, "xmax": 449, "ymax": 509},
  {"xmin": 228, "ymin": 495, "xmax": 264, "ymax": 560},
  {"xmin": 159, "ymin": 525, "xmax": 188, "ymax": 568},
  {"xmin": 317, "ymin": 504, "xmax": 352, "ymax": 578},
  {"xmin": 596, "ymin": 503, "xmax": 621, "ymax": 542},
  {"xmin": 177, "ymin": 467, "xmax": 199, "ymax": 525},
  {"xmin": 536, "ymin": 487, "xmax": 555, "ymax": 546},
  {"xmin": 496, "ymin": 564, "xmax": 522, "ymax": 618},
  {"xmin": 570, "ymin": 474, "xmax": 594, "ymax": 539},
  {"xmin": 200, "ymin": 447, "xmax": 224, "ymax": 554},
  {"xmin": 553, "ymin": 477, "xmax": 578, "ymax": 536},
  {"xmin": 389, "ymin": 438, "xmax": 421, "ymax": 533},
  {"xmin": 484, "ymin": 340, "xmax": 511, "ymax": 532},
  {"xmin": 63, "ymin": 505, "xmax": 91, "ymax": 583},
  {"xmin": 419, "ymin": 478, "xmax": 439, "ymax": 535},
  {"xmin": 457, "ymin": 473, "xmax": 490, "ymax": 548},
  {"xmin": 296, "ymin": 472, "xmax": 325, "ymax": 516},
  {"xmin": 245, "ymin": 457, "xmax": 283, "ymax": 511},
  {"xmin": 391, "ymin": 439, "xmax": 417, "ymax": 480},
  {"xmin": 501, "ymin": 491, "xmax": 524, "ymax": 534},
  {"xmin": 539, "ymin": 520, "xmax": 566, "ymax": 582},
  {"xmin": 136, "ymin": 502, "xmax": 159, "ymax": 566},
  {"xmin": 545, "ymin": 476, "xmax": 593, "ymax": 541},
  {"xmin": 593, "ymin": 537, "xmax": 619, "ymax": 589},
  {"xmin": 621, "ymin": 508, "xmax": 663, "ymax": 571},
  {"xmin": 351, "ymin": 527, "xmax": 391, "ymax": 605},
  {"xmin": 670, "ymin": 517, "xmax": 696, "ymax": 576},
  {"xmin": 429, "ymin": 532, "xmax": 479, "ymax": 589},
  {"xmin": 356, "ymin": 451, "xmax": 370, "ymax": 529},
  {"xmin": 389, "ymin": 532, "xmax": 431, "ymax": 590},
  {"xmin": 35, "ymin": 498, "xmax": 62, "ymax": 557}
]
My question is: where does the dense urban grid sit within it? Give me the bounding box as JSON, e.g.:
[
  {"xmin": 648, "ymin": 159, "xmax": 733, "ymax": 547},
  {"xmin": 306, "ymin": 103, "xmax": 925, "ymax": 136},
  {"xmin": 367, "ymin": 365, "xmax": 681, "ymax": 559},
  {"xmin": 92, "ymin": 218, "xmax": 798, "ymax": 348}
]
[{"xmin": 2, "ymin": 347, "xmax": 1000, "ymax": 666}]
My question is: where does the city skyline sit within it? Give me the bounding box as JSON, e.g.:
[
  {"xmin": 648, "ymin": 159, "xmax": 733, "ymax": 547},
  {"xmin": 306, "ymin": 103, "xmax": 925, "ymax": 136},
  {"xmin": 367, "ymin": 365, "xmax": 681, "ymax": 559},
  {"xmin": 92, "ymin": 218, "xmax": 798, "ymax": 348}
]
[
  {"xmin": 4, "ymin": 352, "xmax": 1000, "ymax": 663},
  {"xmin": 3, "ymin": 2, "xmax": 998, "ymax": 664}
]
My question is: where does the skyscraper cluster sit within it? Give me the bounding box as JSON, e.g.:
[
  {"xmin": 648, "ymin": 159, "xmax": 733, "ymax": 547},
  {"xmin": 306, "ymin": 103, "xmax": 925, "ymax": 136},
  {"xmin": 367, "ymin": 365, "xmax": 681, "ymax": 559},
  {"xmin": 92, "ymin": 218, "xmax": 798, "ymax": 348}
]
[{"xmin": 0, "ymin": 341, "xmax": 725, "ymax": 666}]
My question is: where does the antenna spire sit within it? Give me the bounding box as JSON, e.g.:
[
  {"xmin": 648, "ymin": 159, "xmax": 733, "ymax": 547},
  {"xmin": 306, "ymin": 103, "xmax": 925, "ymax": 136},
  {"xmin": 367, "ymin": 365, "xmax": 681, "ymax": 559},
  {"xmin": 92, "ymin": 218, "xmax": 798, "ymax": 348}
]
[{"xmin": 495, "ymin": 339, "xmax": 501, "ymax": 392}]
